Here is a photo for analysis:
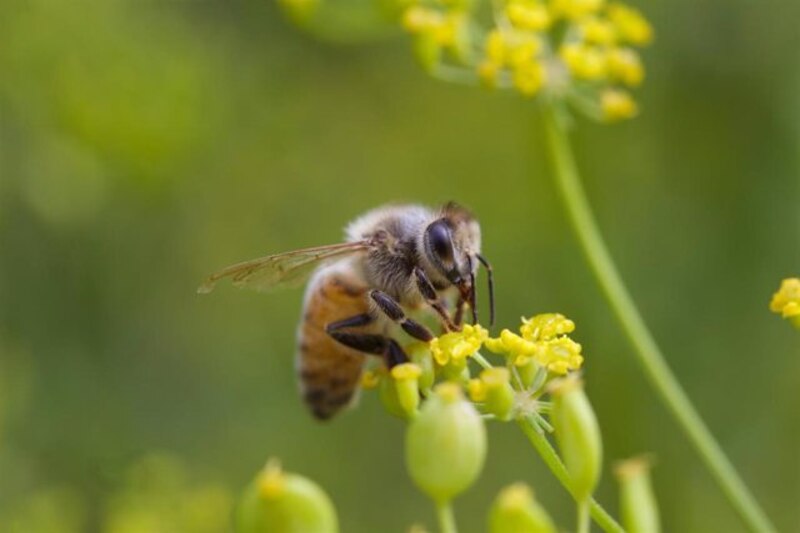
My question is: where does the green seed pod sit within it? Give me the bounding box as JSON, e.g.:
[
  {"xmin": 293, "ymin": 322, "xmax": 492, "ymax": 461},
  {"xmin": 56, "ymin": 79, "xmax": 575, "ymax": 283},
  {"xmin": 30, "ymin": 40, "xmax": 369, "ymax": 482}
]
[
  {"xmin": 481, "ymin": 368, "xmax": 515, "ymax": 421},
  {"xmin": 236, "ymin": 460, "xmax": 338, "ymax": 533},
  {"xmin": 488, "ymin": 483, "xmax": 556, "ymax": 533},
  {"xmin": 615, "ymin": 457, "xmax": 660, "ymax": 533},
  {"xmin": 406, "ymin": 382, "xmax": 487, "ymax": 503},
  {"xmin": 549, "ymin": 375, "xmax": 602, "ymax": 501}
]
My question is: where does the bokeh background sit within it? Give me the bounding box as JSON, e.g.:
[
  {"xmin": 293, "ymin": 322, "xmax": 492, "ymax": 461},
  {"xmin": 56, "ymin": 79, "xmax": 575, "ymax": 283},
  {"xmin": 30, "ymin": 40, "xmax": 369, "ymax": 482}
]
[{"xmin": 0, "ymin": 0, "xmax": 798, "ymax": 531}]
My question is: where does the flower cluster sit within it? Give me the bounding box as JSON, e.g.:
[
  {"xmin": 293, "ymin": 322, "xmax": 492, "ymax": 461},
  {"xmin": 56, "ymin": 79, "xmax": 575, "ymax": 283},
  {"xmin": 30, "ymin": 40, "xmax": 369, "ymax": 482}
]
[
  {"xmin": 486, "ymin": 314, "xmax": 584, "ymax": 374},
  {"xmin": 401, "ymin": 0, "xmax": 652, "ymax": 121},
  {"xmin": 770, "ymin": 277, "xmax": 800, "ymax": 328}
]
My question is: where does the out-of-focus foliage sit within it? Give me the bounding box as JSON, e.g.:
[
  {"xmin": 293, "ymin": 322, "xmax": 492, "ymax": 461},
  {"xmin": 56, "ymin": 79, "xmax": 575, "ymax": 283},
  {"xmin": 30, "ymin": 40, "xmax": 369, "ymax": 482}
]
[{"xmin": 0, "ymin": 0, "xmax": 798, "ymax": 532}]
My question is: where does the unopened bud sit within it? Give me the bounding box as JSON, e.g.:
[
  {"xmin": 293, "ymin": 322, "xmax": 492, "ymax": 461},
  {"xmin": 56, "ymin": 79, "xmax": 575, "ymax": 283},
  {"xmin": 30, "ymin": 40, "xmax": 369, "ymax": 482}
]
[
  {"xmin": 406, "ymin": 383, "xmax": 487, "ymax": 503},
  {"xmin": 488, "ymin": 483, "xmax": 556, "ymax": 533},
  {"xmin": 392, "ymin": 363, "xmax": 423, "ymax": 417},
  {"xmin": 549, "ymin": 375, "xmax": 602, "ymax": 501},
  {"xmin": 236, "ymin": 460, "xmax": 338, "ymax": 533},
  {"xmin": 480, "ymin": 368, "xmax": 515, "ymax": 420},
  {"xmin": 615, "ymin": 456, "xmax": 660, "ymax": 533}
]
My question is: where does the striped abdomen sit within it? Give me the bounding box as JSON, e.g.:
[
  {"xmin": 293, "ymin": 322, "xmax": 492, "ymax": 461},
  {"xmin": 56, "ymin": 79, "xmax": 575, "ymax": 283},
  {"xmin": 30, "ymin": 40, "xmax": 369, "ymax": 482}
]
[{"xmin": 296, "ymin": 262, "xmax": 372, "ymax": 420}]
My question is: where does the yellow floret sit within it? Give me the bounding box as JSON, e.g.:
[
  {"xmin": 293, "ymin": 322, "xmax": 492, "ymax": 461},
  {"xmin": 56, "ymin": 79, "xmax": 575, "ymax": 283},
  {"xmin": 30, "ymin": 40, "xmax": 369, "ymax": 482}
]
[
  {"xmin": 429, "ymin": 324, "xmax": 489, "ymax": 366},
  {"xmin": 770, "ymin": 278, "xmax": 800, "ymax": 318},
  {"xmin": 607, "ymin": 2, "xmax": 653, "ymax": 46},
  {"xmin": 606, "ymin": 47, "xmax": 644, "ymax": 86},
  {"xmin": 560, "ymin": 43, "xmax": 606, "ymax": 80},
  {"xmin": 550, "ymin": 0, "xmax": 604, "ymax": 21},
  {"xmin": 601, "ymin": 88, "xmax": 638, "ymax": 121},
  {"xmin": 580, "ymin": 17, "xmax": 616, "ymax": 45},
  {"xmin": 506, "ymin": 1, "xmax": 552, "ymax": 31}
]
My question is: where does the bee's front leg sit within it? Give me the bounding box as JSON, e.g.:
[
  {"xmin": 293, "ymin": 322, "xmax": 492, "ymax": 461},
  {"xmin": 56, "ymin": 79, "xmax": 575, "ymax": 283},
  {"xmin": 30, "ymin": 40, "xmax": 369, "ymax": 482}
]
[{"xmin": 413, "ymin": 267, "xmax": 459, "ymax": 332}]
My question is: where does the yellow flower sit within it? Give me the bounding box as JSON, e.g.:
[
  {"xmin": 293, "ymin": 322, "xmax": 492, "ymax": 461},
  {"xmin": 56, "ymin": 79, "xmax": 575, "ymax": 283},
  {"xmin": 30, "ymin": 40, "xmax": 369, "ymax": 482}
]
[
  {"xmin": 535, "ymin": 336, "xmax": 584, "ymax": 374},
  {"xmin": 770, "ymin": 278, "xmax": 800, "ymax": 326},
  {"xmin": 520, "ymin": 313, "xmax": 576, "ymax": 341},
  {"xmin": 601, "ymin": 88, "xmax": 638, "ymax": 121},
  {"xmin": 580, "ymin": 17, "xmax": 616, "ymax": 46},
  {"xmin": 429, "ymin": 324, "xmax": 489, "ymax": 366},
  {"xmin": 468, "ymin": 378, "xmax": 488, "ymax": 402},
  {"xmin": 360, "ymin": 369, "xmax": 381, "ymax": 389},
  {"xmin": 485, "ymin": 29, "xmax": 507, "ymax": 64},
  {"xmin": 506, "ymin": 1, "xmax": 552, "ymax": 31},
  {"xmin": 486, "ymin": 314, "xmax": 584, "ymax": 374},
  {"xmin": 607, "ymin": 2, "xmax": 653, "ymax": 46},
  {"xmin": 513, "ymin": 61, "xmax": 547, "ymax": 96},
  {"xmin": 478, "ymin": 60, "xmax": 502, "ymax": 88},
  {"xmin": 402, "ymin": 6, "xmax": 443, "ymax": 34},
  {"xmin": 560, "ymin": 43, "xmax": 606, "ymax": 80},
  {"xmin": 550, "ymin": 0, "xmax": 605, "ymax": 20},
  {"xmin": 606, "ymin": 47, "xmax": 644, "ymax": 86}
]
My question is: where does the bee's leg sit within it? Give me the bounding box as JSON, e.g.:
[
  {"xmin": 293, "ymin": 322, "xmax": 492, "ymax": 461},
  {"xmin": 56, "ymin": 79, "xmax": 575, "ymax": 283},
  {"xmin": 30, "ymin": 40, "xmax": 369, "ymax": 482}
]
[
  {"xmin": 325, "ymin": 317, "xmax": 409, "ymax": 368},
  {"xmin": 386, "ymin": 339, "xmax": 410, "ymax": 367},
  {"xmin": 369, "ymin": 290, "xmax": 435, "ymax": 343},
  {"xmin": 413, "ymin": 267, "xmax": 458, "ymax": 332},
  {"xmin": 453, "ymin": 296, "xmax": 466, "ymax": 327},
  {"xmin": 325, "ymin": 313, "xmax": 374, "ymax": 332}
]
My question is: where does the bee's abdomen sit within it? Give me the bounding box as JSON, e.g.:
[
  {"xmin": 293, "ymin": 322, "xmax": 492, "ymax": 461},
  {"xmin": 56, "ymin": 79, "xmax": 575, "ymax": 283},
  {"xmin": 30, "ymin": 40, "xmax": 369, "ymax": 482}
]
[{"xmin": 296, "ymin": 268, "xmax": 371, "ymax": 420}]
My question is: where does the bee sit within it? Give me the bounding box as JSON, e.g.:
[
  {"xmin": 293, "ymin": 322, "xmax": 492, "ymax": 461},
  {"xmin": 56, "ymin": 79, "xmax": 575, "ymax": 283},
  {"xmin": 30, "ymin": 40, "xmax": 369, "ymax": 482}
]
[{"xmin": 198, "ymin": 202, "xmax": 494, "ymax": 420}]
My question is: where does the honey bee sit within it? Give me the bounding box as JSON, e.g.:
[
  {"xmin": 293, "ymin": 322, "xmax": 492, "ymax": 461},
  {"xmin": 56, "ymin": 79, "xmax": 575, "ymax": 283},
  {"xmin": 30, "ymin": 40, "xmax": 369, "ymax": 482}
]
[{"xmin": 198, "ymin": 203, "xmax": 494, "ymax": 420}]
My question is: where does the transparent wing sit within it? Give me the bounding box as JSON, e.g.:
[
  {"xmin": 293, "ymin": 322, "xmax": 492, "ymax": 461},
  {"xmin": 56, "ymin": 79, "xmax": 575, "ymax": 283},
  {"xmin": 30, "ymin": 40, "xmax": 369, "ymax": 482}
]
[{"xmin": 197, "ymin": 241, "xmax": 371, "ymax": 294}]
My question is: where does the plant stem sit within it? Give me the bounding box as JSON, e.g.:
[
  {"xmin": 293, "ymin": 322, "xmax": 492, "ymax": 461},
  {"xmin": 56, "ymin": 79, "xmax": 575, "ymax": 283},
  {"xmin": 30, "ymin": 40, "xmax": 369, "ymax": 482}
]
[
  {"xmin": 435, "ymin": 500, "xmax": 457, "ymax": 533},
  {"xmin": 578, "ymin": 500, "xmax": 591, "ymax": 533},
  {"xmin": 541, "ymin": 105, "xmax": 776, "ymax": 533},
  {"xmin": 518, "ymin": 417, "xmax": 624, "ymax": 533}
]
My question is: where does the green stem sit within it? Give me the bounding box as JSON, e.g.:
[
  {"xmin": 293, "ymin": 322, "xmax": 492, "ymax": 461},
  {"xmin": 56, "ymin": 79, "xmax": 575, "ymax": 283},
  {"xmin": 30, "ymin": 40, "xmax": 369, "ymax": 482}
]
[
  {"xmin": 435, "ymin": 500, "xmax": 457, "ymax": 533},
  {"xmin": 578, "ymin": 500, "xmax": 591, "ymax": 533},
  {"xmin": 518, "ymin": 417, "xmax": 624, "ymax": 533},
  {"xmin": 541, "ymin": 105, "xmax": 776, "ymax": 533}
]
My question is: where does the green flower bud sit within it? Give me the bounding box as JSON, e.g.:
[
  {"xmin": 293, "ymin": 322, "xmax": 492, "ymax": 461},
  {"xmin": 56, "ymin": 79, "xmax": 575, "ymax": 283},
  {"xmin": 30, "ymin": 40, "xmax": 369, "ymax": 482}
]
[
  {"xmin": 406, "ymin": 383, "xmax": 487, "ymax": 503},
  {"xmin": 549, "ymin": 375, "xmax": 602, "ymax": 501},
  {"xmin": 379, "ymin": 370, "xmax": 408, "ymax": 420},
  {"xmin": 488, "ymin": 483, "xmax": 556, "ymax": 533},
  {"xmin": 236, "ymin": 460, "xmax": 338, "ymax": 533},
  {"xmin": 413, "ymin": 33, "xmax": 442, "ymax": 73},
  {"xmin": 480, "ymin": 368, "xmax": 515, "ymax": 421},
  {"xmin": 615, "ymin": 457, "xmax": 660, "ymax": 533},
  {"xmin": 408, "ymin": 343, "xmax": 436, "ymax": 394},
  {"xmin": 392, "ymin": 363, "xmax": 423, "ymax": 418}
]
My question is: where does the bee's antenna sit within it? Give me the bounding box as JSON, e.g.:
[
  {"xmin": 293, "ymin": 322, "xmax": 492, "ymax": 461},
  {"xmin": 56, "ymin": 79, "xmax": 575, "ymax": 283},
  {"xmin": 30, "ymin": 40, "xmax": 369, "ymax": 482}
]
[{"xmin": 476, "ymin": 253, "xmax": 495, "ymax": 326}]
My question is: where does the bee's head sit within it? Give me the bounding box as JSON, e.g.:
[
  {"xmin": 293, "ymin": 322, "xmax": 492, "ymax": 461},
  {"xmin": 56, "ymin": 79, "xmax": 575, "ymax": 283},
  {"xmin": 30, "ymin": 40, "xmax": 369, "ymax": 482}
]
[{"xmin": 421, "ymin": 202, "xmax": 494, "ymax": 325}]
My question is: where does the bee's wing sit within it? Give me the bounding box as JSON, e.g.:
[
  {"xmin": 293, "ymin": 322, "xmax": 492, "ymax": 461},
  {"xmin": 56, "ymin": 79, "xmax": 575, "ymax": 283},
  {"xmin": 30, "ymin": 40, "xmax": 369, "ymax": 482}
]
[{"xmin": 197, "ymin": 241, "xmax": 371, "ymax": 294}]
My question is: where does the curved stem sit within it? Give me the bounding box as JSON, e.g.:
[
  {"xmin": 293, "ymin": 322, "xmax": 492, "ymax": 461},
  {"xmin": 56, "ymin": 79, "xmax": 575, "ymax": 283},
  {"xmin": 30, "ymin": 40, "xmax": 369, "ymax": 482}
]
[
  {"xmin": 518, "ymin": 417, "xmax": 624, "ymax": 533},
  {"xmin": 435, "ymin": 500, "xmax": 457, "ymax": 533},
  {"xmin": 541, "ymin": 105, "xmax": 776, "ymax": 533}
]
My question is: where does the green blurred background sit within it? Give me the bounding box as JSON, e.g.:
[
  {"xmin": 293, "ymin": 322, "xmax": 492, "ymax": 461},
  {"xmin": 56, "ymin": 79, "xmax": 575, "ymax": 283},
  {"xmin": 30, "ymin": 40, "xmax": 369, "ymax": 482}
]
[{"xmin": 0, "ymin": 0, "xmax": 798, "ymax": 531}]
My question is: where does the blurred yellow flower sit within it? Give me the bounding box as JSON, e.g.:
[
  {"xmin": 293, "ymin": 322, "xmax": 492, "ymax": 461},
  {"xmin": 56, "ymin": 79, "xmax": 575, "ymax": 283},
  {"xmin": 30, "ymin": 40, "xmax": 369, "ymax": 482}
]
[
  {"xmin": 607, "ymin": 2, "xmax": 653, "ymax": 45},
  {"xmin": 770, "ymin": 278, "xmax": 800, "ymax": 327},
  {"xmin": 601, "ymin": 88, "xmax": 638, "ymax": 121}
]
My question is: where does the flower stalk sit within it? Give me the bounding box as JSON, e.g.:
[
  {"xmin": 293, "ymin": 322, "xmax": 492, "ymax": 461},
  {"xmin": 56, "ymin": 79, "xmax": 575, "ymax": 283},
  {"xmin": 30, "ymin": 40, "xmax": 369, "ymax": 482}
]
[
  {"xmin": 540, "ymin": 103, "xmax": 776, "ymax": 533},
  {"xmin": 517, "ymin": 416, "xmax": 624, "ymax": 533}
]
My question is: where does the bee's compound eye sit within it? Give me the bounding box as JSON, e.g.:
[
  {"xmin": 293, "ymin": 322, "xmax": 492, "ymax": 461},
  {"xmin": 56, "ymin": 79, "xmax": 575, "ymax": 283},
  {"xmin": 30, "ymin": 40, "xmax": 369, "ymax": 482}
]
[{"xmin": 427, "ymin": 220, "xmax": 454, "ymax": 263}]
